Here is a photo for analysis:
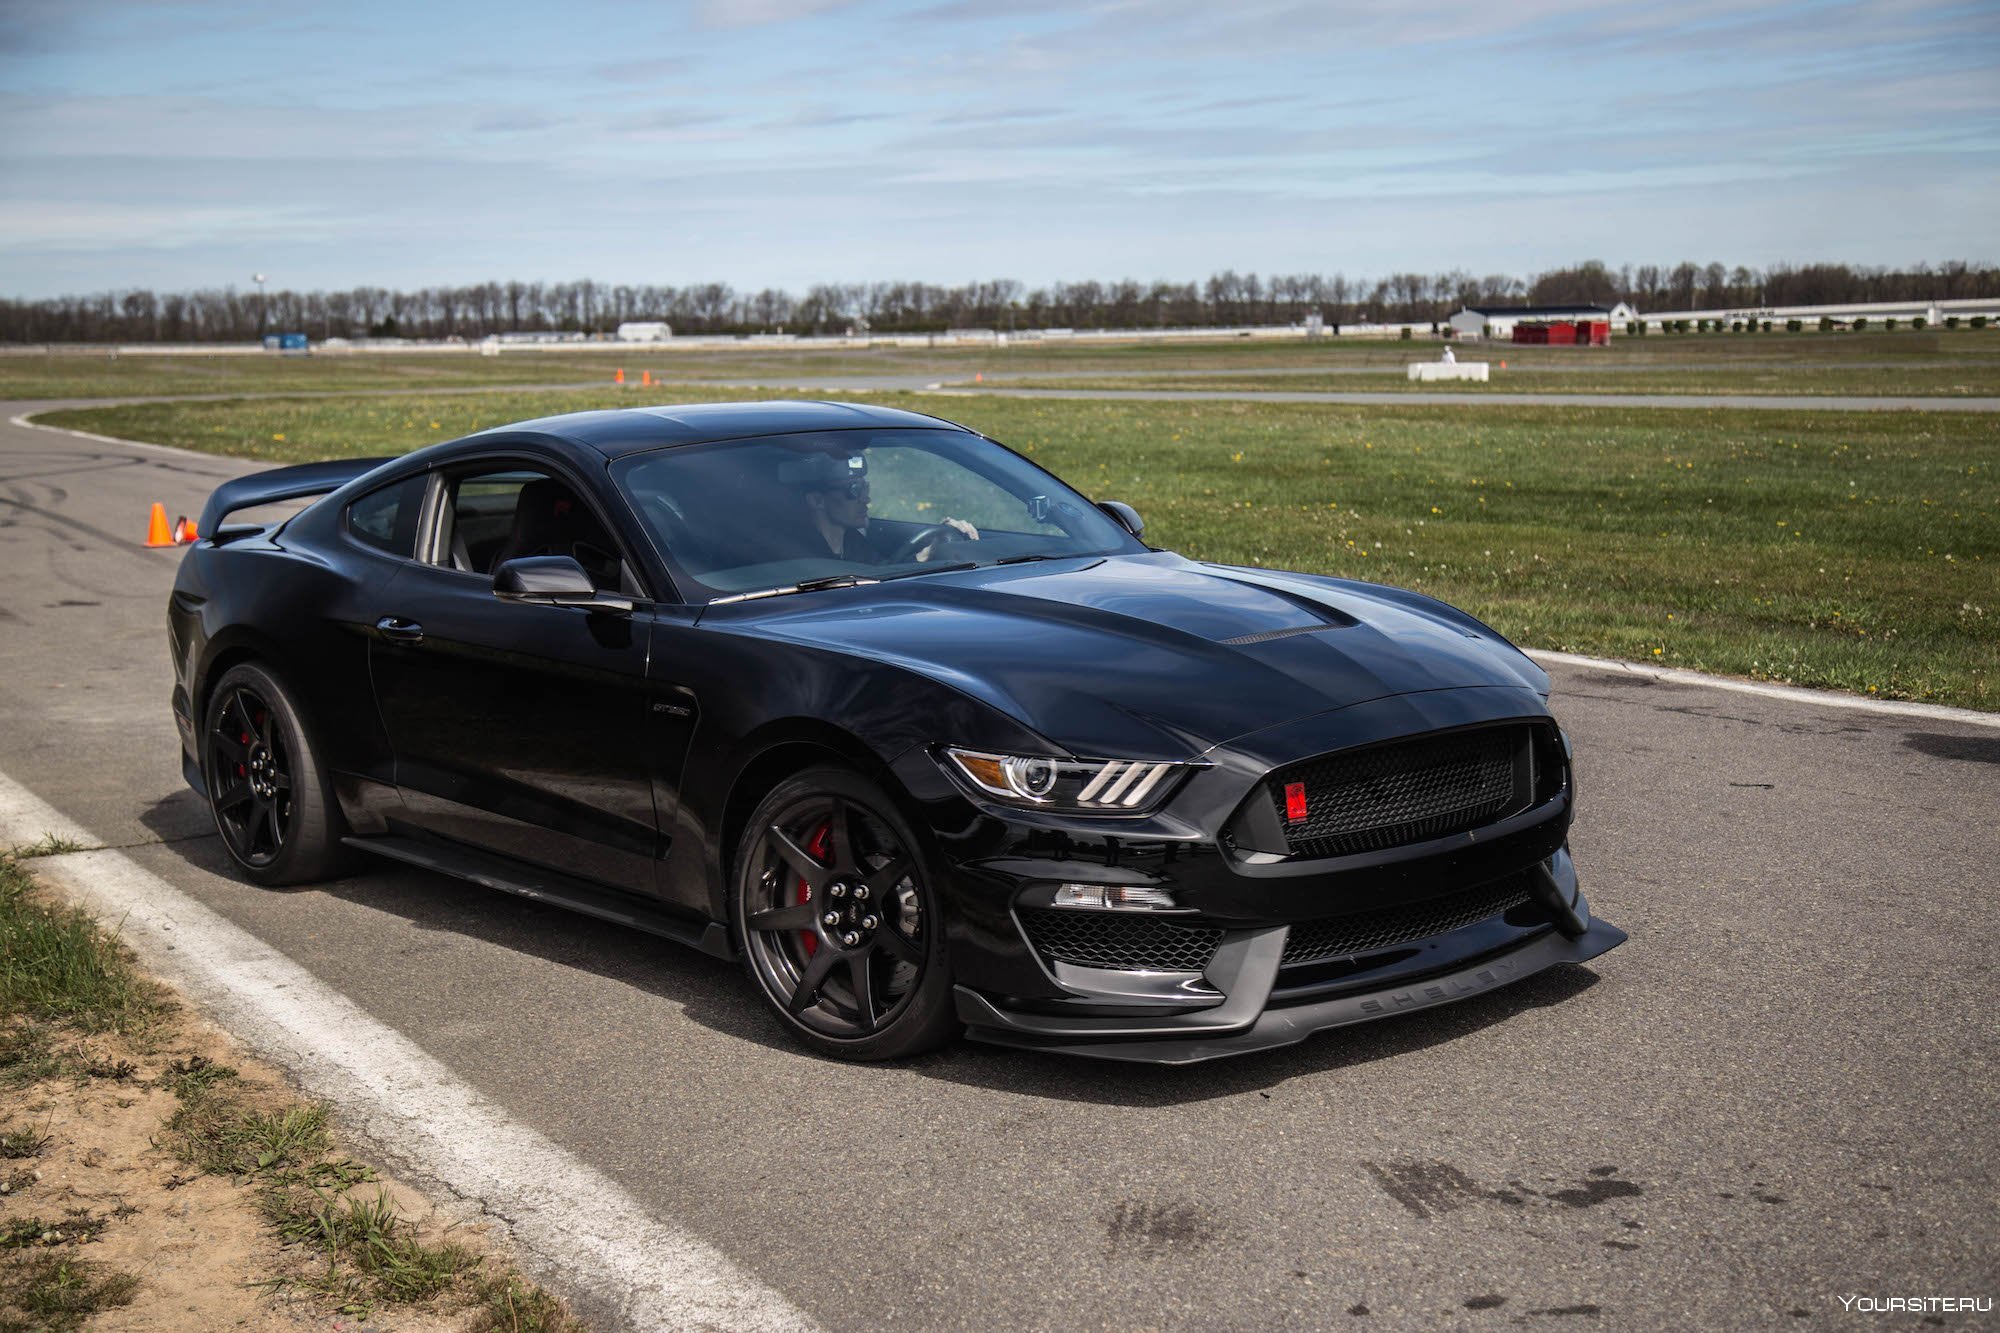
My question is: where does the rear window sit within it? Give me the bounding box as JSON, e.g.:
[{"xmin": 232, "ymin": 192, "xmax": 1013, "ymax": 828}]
[{"xmin": 346, "ymin": 474, "xmax": 427, "ymax": 558}]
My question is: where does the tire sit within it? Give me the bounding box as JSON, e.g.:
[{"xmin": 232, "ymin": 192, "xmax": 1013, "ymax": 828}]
[
  {"xmin": 200, "ymin": 662, "xmax": 351, "ymax": 886},
  {"xmin": 730, "ymin": 766, "xmax": 957, "ymax": 1060}
]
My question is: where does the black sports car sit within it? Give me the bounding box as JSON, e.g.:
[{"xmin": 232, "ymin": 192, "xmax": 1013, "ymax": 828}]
[{"xmin": 168, "ymin": 400, "xmax": 1623, "ymax": 1063}]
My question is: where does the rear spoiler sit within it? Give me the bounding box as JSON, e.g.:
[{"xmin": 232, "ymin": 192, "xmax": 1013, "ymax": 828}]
[{"xmin": 199, "ymin": 456, "xmax": 396, "ymax": 542}]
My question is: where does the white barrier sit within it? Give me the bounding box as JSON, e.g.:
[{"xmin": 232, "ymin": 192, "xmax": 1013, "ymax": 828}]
[{"xmin": 1408, "ymin": 361, "xmax": 1490, "ymax": 382}]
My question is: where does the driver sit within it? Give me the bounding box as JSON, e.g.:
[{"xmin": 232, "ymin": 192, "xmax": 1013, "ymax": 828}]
[{"xmin": 782, "ymin": 452, "xmax": 977, "ymax": 563}]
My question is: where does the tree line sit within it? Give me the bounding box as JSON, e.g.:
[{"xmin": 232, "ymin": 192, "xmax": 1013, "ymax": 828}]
[{"xmin": 4, "ymin": 260, "xmax": 1996, "ymax": 343}]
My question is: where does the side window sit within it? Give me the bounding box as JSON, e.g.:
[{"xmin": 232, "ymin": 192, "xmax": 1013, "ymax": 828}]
[
  {"xmin": 441, "ymin": 468, "xmax": 626, "ymax": 592},
  {"xmin": 345, "ymin": 474, "xmax": 428, "ymax": 558}
]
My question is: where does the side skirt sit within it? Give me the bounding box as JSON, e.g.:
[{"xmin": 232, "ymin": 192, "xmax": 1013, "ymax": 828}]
[{"xmin": 341, "ymin": 832, "xmax": 736, "ymax": 961}]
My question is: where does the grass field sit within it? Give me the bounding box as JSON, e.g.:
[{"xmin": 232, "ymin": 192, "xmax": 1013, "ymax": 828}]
[
  {"xmin": 38, "ymin": 385, "xmax": 1996, "ymax": 710},
  {"xmin": 4, "ymin": 329, "xmax": 1992, "ymax": 400}
]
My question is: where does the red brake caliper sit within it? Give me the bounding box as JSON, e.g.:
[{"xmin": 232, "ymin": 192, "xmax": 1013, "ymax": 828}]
[{"xmin": 798, "ymin": 820, "xmax": 831, "ymax": 958}]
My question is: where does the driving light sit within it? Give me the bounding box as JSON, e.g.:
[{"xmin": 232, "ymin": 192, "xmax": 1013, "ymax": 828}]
[
  {"xmin": 942, "ymin": 748, "xmax": 1188, "ymax": 812},
  {"xmin": 1052, "ymin": 883, "xmax": 1179, "ymax": 911}
]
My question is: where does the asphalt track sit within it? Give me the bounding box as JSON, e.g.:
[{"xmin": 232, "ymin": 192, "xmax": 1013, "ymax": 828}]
[
  {"xmin": 18, "ymin": 374, "xmax": 2000, "ymax": 414},
  {"xmin": 918, "ymin": 385, "xmax": 2000, "ymax": 411},
  {"xmin": 1, "ymin": 403, "xmax": 1995, "ymax": 1329}
]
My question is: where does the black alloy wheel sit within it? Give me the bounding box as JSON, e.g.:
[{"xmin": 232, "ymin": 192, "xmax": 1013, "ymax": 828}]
[
  {"xmin": 201, "ymin": 662, "xmax": 349, "ymax": 886},
  {"xmin": 733, "ymin": 768, "xmax": 956, "ymax": 1059},
  {"xmin": 208, "ymin": 682, "xmax": 291, "ymax": 865}
]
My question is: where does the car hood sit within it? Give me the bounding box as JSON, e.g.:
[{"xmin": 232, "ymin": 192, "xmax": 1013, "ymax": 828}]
[{"xmin": 710, "ymin": 552, "xmax": 1549, "ymax": 758}]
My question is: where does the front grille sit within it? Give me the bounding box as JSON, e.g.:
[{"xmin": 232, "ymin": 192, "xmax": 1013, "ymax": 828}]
[
  {"xmin": 1280, "ymin": 875, "xmax": 1536, "ymax": 966},
  {"xmin": 1267, "ymin": 726, "xmax": 1527, "ymax": 859},
  {"xmin": 1017, "ymin": 909, "xmax": 1225, "ymax": 973}
]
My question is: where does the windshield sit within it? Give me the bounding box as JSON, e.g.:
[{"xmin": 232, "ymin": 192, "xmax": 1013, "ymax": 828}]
[{"xmin": 612, "ymin": 427, "xmax": 1141, "ymax": 601}]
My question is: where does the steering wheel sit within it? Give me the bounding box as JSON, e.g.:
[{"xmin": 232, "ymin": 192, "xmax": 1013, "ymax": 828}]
[{"xmin": 885, "ymin": 522, "xmax": 956, "ymax": 563}]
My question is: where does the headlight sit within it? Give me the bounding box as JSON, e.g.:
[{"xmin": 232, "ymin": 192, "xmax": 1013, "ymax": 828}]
[{"xmin": 942, "ymin": 747, "xmax": 1188, "ymax": 812}]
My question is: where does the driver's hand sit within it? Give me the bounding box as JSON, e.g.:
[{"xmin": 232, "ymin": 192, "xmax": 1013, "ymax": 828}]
[{"xmin": 916, "ymin": 517, "xmax": 980, "ymax": 562}]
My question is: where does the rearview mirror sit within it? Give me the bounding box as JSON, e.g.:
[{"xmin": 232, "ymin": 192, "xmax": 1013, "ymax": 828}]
[
  {"xmin": 1097, "ymin": 500, "xmax": 1145, "ymax": 538},
  {"xmin": 493, "ymin": 556, "xmax": 634, "ymax": 614}
]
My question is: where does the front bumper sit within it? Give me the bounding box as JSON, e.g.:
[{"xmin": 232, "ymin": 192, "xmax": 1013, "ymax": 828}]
[
  {"xmin": 957, "ymin": 907, "xmax": 1624, "ymax": 1064},
  {"xmin": 900, "ymin": 686, "xmax": 1622, "ymax": 1062}
]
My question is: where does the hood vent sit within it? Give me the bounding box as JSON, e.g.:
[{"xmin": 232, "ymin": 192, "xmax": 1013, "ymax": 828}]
[{"xmin": 1219, "ymin": 622, "xmax": 1347, "ymax": 647}]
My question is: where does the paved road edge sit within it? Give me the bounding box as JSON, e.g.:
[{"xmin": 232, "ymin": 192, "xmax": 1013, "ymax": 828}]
[{"xmin": 1526, "ymin": 649, "xmax": 1999, "ymax": 729}]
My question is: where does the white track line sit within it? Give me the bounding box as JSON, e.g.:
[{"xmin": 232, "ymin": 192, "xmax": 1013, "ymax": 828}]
[
  {"xmin": 14, "ymin": 408, "xmax": 1994, "ymax": 729},
  {"xmin": 0, "ymin": 771, "xmax": 816, "ymax": 1333},
  {"xmin": 8, "ymin": 411, "xmax": 241, "ymax": 461},
  {"xmin": 1526, "ymin": 649, "xmax": 2000, "ymax": 729}
]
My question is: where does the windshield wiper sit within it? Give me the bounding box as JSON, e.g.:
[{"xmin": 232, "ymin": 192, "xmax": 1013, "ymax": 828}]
[
  {"xmin": 708, "ymin": 573, "xmax": 879, "ymax": 604},
  {"xmin": 797, "ymin": 573, "xmax": 880, "ymax": 591},
  {"xmin": 994, "ymin": 553, "xmax": 1060, "ymax": 566}
]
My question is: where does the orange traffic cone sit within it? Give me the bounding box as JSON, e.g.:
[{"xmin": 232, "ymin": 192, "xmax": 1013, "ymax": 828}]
[
  {"xmin": 641, "ymin": 370, "xmax": 652, "ymax": 387},
  {"xmin": 172, "ymin": 515, "xmax": 200, "ymax": 544},
  {"xmin": 614, "ymin": 368, "xmax": 625, "ymax": 385},
  {"xmin": 144, "ymin": 503, "xmax": 174, "ymax": 547}
]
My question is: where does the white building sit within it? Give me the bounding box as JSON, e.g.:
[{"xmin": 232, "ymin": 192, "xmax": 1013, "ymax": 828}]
[
  {"xmin": 1448, "ymin": 303, "xmax": 1634, "ymax": 339},
  {"xmin": 615, "ymin": 322, "xmax": 674, "ymax": 342}
]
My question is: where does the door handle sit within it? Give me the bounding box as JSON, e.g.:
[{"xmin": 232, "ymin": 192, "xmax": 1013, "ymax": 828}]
[{"xmin": 375, "ymin": 616, "xmax": 424, "ymax": 644}]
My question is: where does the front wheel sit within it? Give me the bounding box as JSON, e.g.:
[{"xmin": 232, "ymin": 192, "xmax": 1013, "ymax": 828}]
[
  {"xmin": 201, "ymin": 662, "xmax": 350, "ymax": 886},
  {"xmin": 731, "ymin": 767, "xmax": 957, "ymax": 1060}
]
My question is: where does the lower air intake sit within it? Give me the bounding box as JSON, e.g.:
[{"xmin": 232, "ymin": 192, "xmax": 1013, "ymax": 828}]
[
  {"xmin": 1281, "ymin": 875, "xmax": 1535, "ymax": 966},
  {"xmin": 1017, "ymin": 909, "xmax": 1224, "ymax": 973}
]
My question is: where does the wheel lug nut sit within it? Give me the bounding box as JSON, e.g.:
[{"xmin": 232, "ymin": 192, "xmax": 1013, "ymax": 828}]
[
  {"xmin": 822, "ymin": 911, "xmax": 839, "ymax": 926},
  {"xmin": 862, "ymin": 915, "xmax": 878, "ymax": 929},
  {"xmin": 829, "ymin": 884, "xmax": 845, "ymax": 898},
  {"xmin": 843, "ymin": 931, "xmax": 861, "ymax": 947},
  {"xmin": 854, "ymin": 885, "xmax": 869, "ymax": 900}
]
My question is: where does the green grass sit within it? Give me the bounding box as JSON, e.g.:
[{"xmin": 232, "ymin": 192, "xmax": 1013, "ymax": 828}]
[
  {"xmin": 35, "ymin": 387, "xmax": 1999, "ymax": 710},
  {"xmin": 0, "ymin": 855, "xmax": 166, "ymax": 1038},
  {"xmin": 162, "ymin": 1084, "xmax": 331, "ymax": 1178},
  {"xmin": 0, "ymin": 1253, "xmax": 140, "ymax": 1330}
]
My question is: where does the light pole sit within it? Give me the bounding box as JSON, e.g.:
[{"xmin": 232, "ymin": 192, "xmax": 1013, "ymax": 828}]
[{"xmin": 254, "ymin": 273, "xmax": 267, "ymax": 340}]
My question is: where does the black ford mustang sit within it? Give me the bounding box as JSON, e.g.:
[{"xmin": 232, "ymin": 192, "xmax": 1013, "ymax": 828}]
[{"xmin": 168, "ymin": 400, "xmax": 1623, "ymax": 1063}]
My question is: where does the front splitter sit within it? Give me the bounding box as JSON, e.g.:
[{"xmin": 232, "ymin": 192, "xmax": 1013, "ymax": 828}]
[{"xmin": 958, "ymin": 917, "xmax": 1626, "ymax": 1065}]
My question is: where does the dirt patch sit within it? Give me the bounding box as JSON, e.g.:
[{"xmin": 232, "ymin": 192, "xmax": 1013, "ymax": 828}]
[
  {"xmin": 2, "ymin": 1018, "xmax": 520, "ymax": 1329},
  {"xmin": 1, "ymin": 854, "xmax": 582, "ymax": 1331}
]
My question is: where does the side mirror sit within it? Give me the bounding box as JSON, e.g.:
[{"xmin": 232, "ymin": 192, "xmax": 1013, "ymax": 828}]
[
  {"xmin": 493, "ymin": 556, "xmax": 634, "ymax": 614},
  {"xmin": 1097, "ymin": 500, "xmax": 1145, "ymax": 538}
]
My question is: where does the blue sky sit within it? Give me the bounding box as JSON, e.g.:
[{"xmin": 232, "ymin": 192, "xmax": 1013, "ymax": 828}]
[{"xmin": 2, "ymin": 0, "xmax": 1995, "ymax": 298}]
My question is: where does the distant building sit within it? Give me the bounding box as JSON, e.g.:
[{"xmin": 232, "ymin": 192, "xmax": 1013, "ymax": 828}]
[
  {"xmin": 616, "ymin": 321, "xmax": 673, "ymax": 342},
  {"xmin": 1449, "ymin": 303, "xmax": 1636, "ymax": 339}
]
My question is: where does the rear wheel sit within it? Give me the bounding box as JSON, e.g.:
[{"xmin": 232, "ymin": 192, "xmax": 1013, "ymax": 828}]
[
  {"xmin": 731, "ymin": 767, "xmax": 956, "ymax": 1060},
  {"xmin": 202, "ymin": 662, "xmax": 349, "ymax": 886}
]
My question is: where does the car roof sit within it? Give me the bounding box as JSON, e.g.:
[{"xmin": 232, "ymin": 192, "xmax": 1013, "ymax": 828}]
[{"xmin": 468, "ymin": 400, "xmax": 966, "ymax": 459}]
